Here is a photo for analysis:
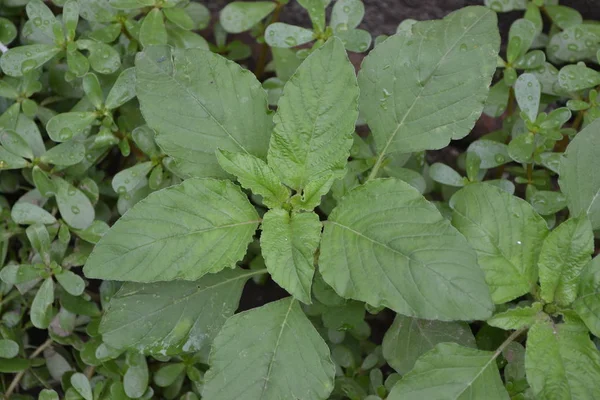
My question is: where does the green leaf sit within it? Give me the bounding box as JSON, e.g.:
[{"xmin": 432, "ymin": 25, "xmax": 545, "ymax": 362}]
[
  {"xmin": 0, "ymin": 145, "xmax": 28, "ymax": 170},
  {"xmin": 38, "ymin": 389, "xmax": 59, "ymax": 400},
  {"xmin": 76, "ymin": 39, "xmax": 121, "ymax": 75},
  {"xmin": 514, "ymin": 73, "xmax": 540, "ymax": 122},
  {"xmin": 507, "ymin": 132, "xmax": 535, "ymax": 163},
  {"xmin": 265, "ymin": 23, "xmax": 314, "ymax": 48},
  {"xmin": 261, "ymin": 209, "xmax": 321, "ymax": 304},
  {"xmin": 507, "ymin": 19, "xmax": 536, "ymax": 63},
  {"xmin": 167, "ymin": 25, "xmax": 209, "ymax": 50},
  {"xmin": 40, "ymin": 141, "xmax": 86, "ymax": 166},
  {"xmin": 203, "ymin": 297, "xmax": 335, "ymax": 400},
  {"xmin": 220, "ymin": 1, "xmax": 276, "ymax": 34},
  {"xmin": 484, "ymin": 0, "xmax": 526, "ymax": 12},
  {"xmin": 26, "ymin": 0, "xmax": 57, "ymax": 40},
  {"xmin": 467, "ymin": 140, "xmax": 510, "ymax": 168},
  {"xmin": 545, "ymin": 5, "xmax": 582, "ymax": 30},
  {"xmin": 163, "ymin": 8, "xmax": 194, "ymax": 31},
  {"xmin": 105, "ymin": 67, "xmax": 136, "ymax": 110},
  {"xmin": 486, "ymin": 302, "xmax": 543, "ymax": 330},
  {"xmin": 136, "ymin": 45, "xmax": 272, "ymax": 178},
  {"xmin": 27, "ymin": 224, "xmax": 51, "ymax": 264},
  {"xmin": 429, "ymin": 163, "xmax": 465, "ymax": 187},
  {"xmin": 124, "ymin": 353, "xmax": 149, "ymax": 398},
  {"xmin": 297, "ymin": 0, "xmax": 329, "ymax": 31},
  {"xmin": 358, "ymin": 6, "xmax": 499, "ymax": 164},
  {"xmin": 388, "ymin": 343, "xmax": 509, "ymax": 400},
  {"xmin": 140, "ymin": 8, "xmax": 167, "ymax": 47},
  {"xmin": 31, "ymin": 278, "xmax": 54, "ymax": 329},
  {"xmin": 46, "ymin": 112, "xmax": 97, "ymax": 142},
  {"xmin": 11, "ymin": 202, "xmax": 56, "ymax": 225},
  {"xmin": 71, "ymin": 372, "xmax": 93, "ymax": 400},
  {"xmin": 154, "ymin": 363, "xmax": 185, "ymax": 387},
  {"xmin": 547, "ymin": 25, "xmax": 600, "ymax": 63},
  {"xmin": 216, "ymin": 149, "xmax": 289, "ymax": 208},
  {"xmin": 331, "ymin": 0, "xmax": 365, "ymax": 32},
  {"xmin": 558, "ymin": 63, "xmax": 600, "ymax": 92},
  {"xmin": 451, "ymin": 183, "xmax": 548, "ymax": 304},
  {"xmin": 111, "ymin": 161, "xmax": 153, "ymax": 194},
  {"xmin": 539, "ymin": 216, "xmax": 593, "ymax": 306},
  {"xmin": 0, "ymin": 44, "xmax": 60, "ymax": 77},
  {"xmin": 100, "ymin": 268, "xmax": 256, "ymax": 355},
  {"xmin": 525, "ymin": 319, "xmax": 600, "ymax": 400},
  {"xmin": 382, "ymin": 315, "xmax": 476, "ymax": 375},
  {"xmin": 268, "ymin": 38, "xmax": 358, "ymax": 191},
  {"xmin": 320, "ymin": 178, "xmax": 493, "ymax": 321},
  {"xmin": 84, "ymin": 178, "xmax": 259, "ymax": 282},
  {"xmin": 54, "ymin": 177, "xmax": 95, "ymax": 230},
  {"xmin": 55, "ymin": 269, "xmax": 85, "ymax": 296},
  {"xmin": 83, "ymin": 73, "xmax": 103, "ymax": 110},
  {"xmin": 335, "ymin": 28, "xmax": 372, "ymax": 53},
  {"xmin": 573, "ymin": 256, "xmax": 600, "ymax": 337},
  {"xmin": 0, "ymin": 339, "xmax": 19, "ymax": 358},
  {"xmin": 0, "ymin": 129, "xmax": 33, "ymax": 159},
  {"xmin": 483, "ymin": 79, "xmax": 510, "ymax": 117},
  {"xmin": 559, "ymin": 119, "xmax": 600, "ymax": 230},
  {"xmin": 0, "ymin": 358, "xmax": 31, "ymax": 373}
]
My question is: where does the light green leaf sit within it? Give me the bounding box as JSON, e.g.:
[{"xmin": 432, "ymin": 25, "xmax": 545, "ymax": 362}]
[
  {"xmin": 167, "ymin": 24, "xmax": 209, "ymax": 50},
  {"xmin": 429, "ymin": 163, "xmax": 465, "ymax": 187},
  {"xmin": 388, "ymin": 343, "xmax": 509, "ymax": 400},
  {"xmin": 468, "ymin": 140, "xmax": 510, "ymax": 168},
  {"xmin": 484, "ymin": 0, "xmax": 526, "ymax": 12},
  {"xmin": 0, "ymin": 129, "xmax": 33, "ymax": 159},
  {"xmin": 514, "ymin": 73, "xmax": 540, "ymax": 122},
  {"xmin": 539, "ymin": 216, "xmax": 593, "ymax": 306},
  {"xmin": 483, "ymin": 79, "xmax": 510, "ymax": 117},
  {"xmin": 382, "ymin": 315, "xmax": 476, "ymax": 375},
  {"xmin": 0, "ymin": 339, "xmax": 19, "ymax": 358},
  {"xmin": 111, "ymin": 161, "xmax": 153, "ymax": 194},
  {"xmin": 320, "ymin": 178, "xmax": 493, "ymax": 321},
  {"xmin": 0, "ymin": 44, "xmax": 60, "ymax": 77},
  {"xmin": 163, "ymin": 7, "xmax": 194, "ymax": 31},
  {"xmin": 507, "ymin": 132, "xmax": 535, "ymax": 163},
  {"xmin": 46, "ymin": 112, "xmax": 97, "ymax": 142},
  {"xmin": 100, "ymin": 268, "xmax": 257, "ymax": 355},
  {"xmin": 26, "ymin": 0, "xmax": 57, "ymax": 40},
  {"xmin": 136, "ymin": 45, "xmax": 271, "ymax": 178},
  {"xmin": 78, "ymin": 0, "xmax": 117, "ymax": 23},
  {"xmin": 261, "ymin": 209, "xmax": 321, "ymax": 304},
  {"xmin": 545, "ymin": 5, "xmax": 582, "ymax": 30},
  {"xmin": 11, "ymin": 202, "xmax": 56, "ymax": 225},
  {"xmin": 220, "ymin": 1, "xmax": 276, "ymax": 33},
  {"xmin": 265, "ymin": 23, "xmax": 314, "ymax": 48},
  {"xmin": 124, "ymin": 353, "xmax": 149, "ymax": 398},
  {"xmin": 154, "ymin": 363, "xmax": 185, "ymax": 387},
  {"xmin": 55, "ymin": 177, "xmax": 95, "ymax": 230},
  {"xmin": 55, "ymin": 269, "xmax": 85, "ymax": 296},
  {"xmin": 547, "ymin": 25, "xmax": 600, "ymax": 63},
  {"xmin": 268, "ymin": 38, "xmax": 358, "ymax": 191},
  {"xmin": 525, "ymin": 319, "xmax": 600, "ymax": 400},
  {"xmin": 26, "ymin": 224, "xmax": 51, "ymax": 264},
  {"xmin": 358, "ymin": 6, "xmax": 499, "ymax": 165},
  {"xmin": 40, "ymin": 141, "xmax": 86, "ymax": 166},
  {"xmin": 331, "ymin": 0, "xmax": 365, "ymax": 32},
  {"xmin": 507, "ymin": 19, "xmax": 536, "ymax": 63},
  {"xmin": 335, "ymin": 28, "xmax": 371, "ymax": 53},
  {"xmin": 559, "ymin": 119, "xmax": 600, "ymax": 230},
  {"xmin": 289, "ymin": 171, "xmax": 336, "ymax": 210},
  {"xmin": 574, "ymin": 256, "xmax": 600, "ymax": 337},
  {"xmin": 105, "ymin": 67, "xmax": 136, "ymax": 110},
  {"xmin": 84, "ymin": 178, "xmax": 259, "ymax": 282},
  {"xmin": 216, "ymin": 149, "xmax": 290, "ymax": 208},
  {"xmin": 451, "ymin": 183, "xmax": 548, "ymax": 304},
  {"xmin": 31, "ymin": 278, "xmax": 54, "ymax": 329},
  {"xmin": 297, "ymin": 0, "xmax": 328, "ymax": 31},
  {"xmin": 71, "ymin": 373, "xmax": 93, "ymax": 400},
  {"xmin": 203, "ymin": 297, "xmax": 335, "ymax": 400},
  {"xmin": 0, "ymin": 145, "xmax": 28, "ymax": 170},
  {"xmin": 140, "ymin": 8, "xmax": 167, "ymax": 47},
  {"xmin": 76, "ymin": 39, "xmax": 121, "ymax": 75},
  {"xmin": 558, "ymin": 63, "xmax": 600, "ymax": 92},
  {"xmin": 487, "ymin": 302, "xmax": 543, "ymax": 330},
  {"xmin": 38, "ymin": 389, "xmax": 59, "ymax": 400}
]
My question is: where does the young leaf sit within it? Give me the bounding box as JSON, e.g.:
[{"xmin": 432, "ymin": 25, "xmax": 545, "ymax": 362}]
[
  {"xmin": 84, "ymin": 178, "xmax": 260, "ymax": 282},
  {"xmin": 46, "ymin": 112, "xmax": 97, "ymax": 142},
  {"xmin": 268, "ymin": 38, "xmax": 358, "ymax": 193},
  {"xmin": 104, "ymin": 67, "xmax": 136, "ymax": 110},
  {"xmin": 538, "ymin": 216, "xmax": 593, "ymax": 306},
  {"xmin": 55, "ymin": 269, "xmax": 86, "ymax": 296},
  {"xmin": 75, "ymin": 39, "xmax": 121, "ymax": 75},
  {"xmin": 330, "ymin": 0, "xmax": 365, "ymax": 32},
  {"xmin": 203, "ymin": 298, "xmax": 335, "ymax": 400},
  {"xmin": 216, "ymin": 149, "xmax": 290, "ymax": 208},
  {"xmin": 163, "ymin": 8, "xmax": 194, "ymax": 30},
  {"xmin": 451, "ymin": 183, "xmax": 548, "ymax": 304},
  {"xmin": 0, "ymin": 129, "xmax": 33, "ymax": 159},
  {"xmin": 54, "ymin": 177, "xmax": 95, "ymax": 230},
  {"xmin": 40, "ymin": 141, "xmax": 86, "ymax": 166},
  {"xmin": 11, "ymin": 202, "xmax": 56, "ymax": 225},
  {"xmin": 136, "ymin": 45, "xmax": 272, "ymax": 178},
  {"xmin": 514, "ymin": 73, "xmax": 540, "ymax": 122},
  {"xmin": 382, "ymin": 315, "xmax": 476, "ymax": 375},
  {"xmin": 140, "ymin": 8, "xmax": 167, "ymax": 47},
  {"xmin": 525, "ymin": 319, "xmax": 600, "ymax": 399},
  {"xmin": 319, "ymin": 178, "xmax": 493, "ymax": 321},
  {"xmin": 559, "ymin": 119, "xmax": 600, "ymax": 230},
  {"xmin": 123, "ymin": 353, "xmax": 149, "ymax": 399},
  {"xmin": 0, "ymin": 44, "xmax": 60, "ymax": 77},
  {"xmin": 429, "ymin": 163, "xmax": 465, "ymax": 187},
  {"xmin": 573, "ymin": 256, "xmax": 600, "ymax": 337},
  {"xmin": 111, "ymin": 161, "xmax": 153, "ymax": 194},
  {"xmin": 387, "ymin": 343, "xmax": 509, "ymax": 400},
  {"xmin": 558, "ymin": 63, "xmax": 600, "ymax": 92},
  {"xmin": 358, "ymin": 6, "xmax": 499, "ymax": 166},
  {"xmin": 0, "ymin": 339, "xmax": 19, "ymax": 358},
  {"xmin": 265, "ymin": 23, "xmax": 315, "ymax": 48},
  {"xmin": 82, "ymin": 73, "xmax": 103, "ymax": 109},
  {"xmin": 297, "ymin": 0, "xmax": 328, "ymax": 31},
  {"xmin": 486, "ymin": 302, "xmax": 543, "ymax": 330},
  {"xmin": 70, "ymin": 373, "xmax": 93, "ymax": 400},
  {"xmin": 100, "ymin": 268, "xmax": 257, "ymax": 355},
  {"xmin": 260, "ymin": 209, "xmax": 321, "ymax": 304},
  {"xmin": 0, "ymin": 146, "xmax": 28, "ymax": 170},
  {"xmin": 220, "ymin": 1, "xmax": 276, "ymax": 34},
  {"xmin": 31, "ymin": 278, "xmax": 54, "ymax": 329}
]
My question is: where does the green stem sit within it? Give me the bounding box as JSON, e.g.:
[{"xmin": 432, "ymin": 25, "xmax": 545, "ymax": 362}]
[
  {"xmin": 0, "ymin": 290, "xmax": 20, "ymax": 307},
  {"xmin": 4, "ymin": 339, "xmax": 53, "ymax": 399},
  {"xmin": 493, "ymin": 328, "xmax": 526, "ymax": 360}
]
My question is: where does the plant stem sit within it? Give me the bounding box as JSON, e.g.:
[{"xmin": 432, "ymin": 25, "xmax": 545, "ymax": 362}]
[
  {"xmin": 493, "ymin": 328, "xmax": 526, "ymax": 360},
  {"xmin": 0, "ymin": 42, "xmax": 8, "ymax": 54},
  {"xmin": 254, "ymin": 4, "xmax": 283, "ymax": 79},
  {"xmin": 4, "ymin": 339, "xmax": 53, "ymax": 399},
  {"xmin": 0, "ymin": 290, "xmax": 20, "ymax": 307},
  {"xmin": 526, "ymin": 163, "xmax": 533, "ymax": 183}
]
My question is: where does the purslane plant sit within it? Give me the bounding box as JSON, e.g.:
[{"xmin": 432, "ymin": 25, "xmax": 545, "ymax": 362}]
[{"xmin": 2, "ymin": 0, "xmax": 600, "ymax": 399}]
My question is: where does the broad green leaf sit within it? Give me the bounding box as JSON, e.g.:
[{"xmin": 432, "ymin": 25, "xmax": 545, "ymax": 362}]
[
  {"xmin": 382, "ymin": 315, "xmax": 476, "ymax": 375},
  {"xmin": 167, "ymin": 25, "xmax": 209, "ymax": 50},
  {"xmin": 0, "ymin": 17, "xmax": 17, "ymax": 45},
  {"xmin": 100, "ymin": 268, "xmax": 256, "ymax": 355},
  {"xmin": 216, "ymin": 149, "xmax": 289, "ymax": 208},
  {"xmin": 265, "ymin": 23, "xmax": 314, "ymax": 48},
  {"xmin": 559, "ymin": 119, "xmax": 600, "ymax": 230},
  {"xmin": 105, "ymin": 67, "xmax": 136, "ymax": 110},
  {"xmin": 514, "ymin": 73, "xmax": 540, "ymax": 122},
  {"xmin": 539, "ymin": 216, "xmax": 593, "ymax": 306},
  {"xmin": 486, "ymin": 302, "xmax": 543, "ymax": 330},
  {"xmin": 558, "ymin": 63, "xmax": 600, "ymax": 92},
  {"xmin": 140, "ymin": 8, "xmax": 167, "ymax": 47},
  {"xmin": 320, "ymin": 178, "xmax": 493, "ymax": 321},
  {"xmin": 220, "ymin": 1, "xmax": 276, "ymax": 33},
  {"xmin": 0, "ymin": 44, "xmax": 60, "ymax": 77},
  {"xmin": 335, "ymin": 28, "xmax": 372, "ymax": 53},
  {"xmin": 11, "ymin": 202, "xmax": 56, "ymax": 225},
  {"xmin": 26, "ymin": 0, "xmax": 56, "ymax": 39},
  {"xmin": 268, "ymin": 38, "xmax": 358, "ymax": 191},
  {"xmin": 203, "ymin": 297, "xmax": 335, "ymax": 400},
  {"xmin": 388, "ymin": 343, "xmax": 509, "ymax": 400},
  {"xmin": 289, "ymin": 172, "xmax": 336, "ymax": 210},
  {"xmin": 136, "ymin": 46, "xmax": 272, "ymax": 178},
  {"xmin": 358, "ymin": 6, "xmax": 499, "ymax": 164},
  {"xmin": 0, "ymin": 129, "xmax": 33, "ymax": 159},
  {"xmin": 31, "ymin": 278, "xmax": 54, "ymax": 329},
  {"xmin": 331, "ymin": 0, "xmax": 365, "ymax": 32},
  {"xmin": 0, "ymin": 339, "xmax": 19, "ymax": 358},
  {"xmin": 530, "ymin": 190, "xmax": 567, "ymax": 216},
  {"xmin": 261, "ymin": 209, "xmax": 321, "ymax": 304},
  {"xmin": 451, "ymin": 183, "xmax": 548, "ymax": 304},
  {"xmin": 40, "ymin": 141, "xmax": 86, "ymax": 166},
  {"xmin": 84, "ymin": 178, "xmax": 259, "ymax": 282},
  {"xmin": 0, "ymin": 146, "xmax": 28, "ymax": 170},
  {"xmin": 46, "ymin": 112, "xmax": 97, "ymax": 142},
  {"xmin": 17, "ymin": 114, "xmax": 45, "ymax": 157},
  {"xmin": 573, "ymin": 256, "xmax": 600, "ymax": 337},
  {"xmin": 55, "ymin": 177, "xmax": 95, "ymax": 230},
  {"xmin": 76, "ymin": 39, "xmax": 121, "ymax": 75},
  {"xmin": 71, "ymin": 373, "xmax": 93, "ymax": 400},
  {"xmin": 525, "ymin": 319, "xmax": 600, "ymax": 400},
  {"xmin": 111, "ymin": 161, "xmax": 153, "ymax": 194},
  {"xmin": 547, "ymin": 25, "xmax": 600, "ymax": 63}
]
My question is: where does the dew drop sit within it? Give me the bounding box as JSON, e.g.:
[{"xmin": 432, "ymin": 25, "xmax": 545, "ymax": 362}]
[
  {"xmin": 20, "ymin": 59, "xmax": 37, "ymax": 74},
  {"xmin": 343, "ymin": 5, "xmax": 351, "ymax": 12},
  {"xmin": 459, "ymin": 43, "xmax": 468, "ymax": 52},
  {"xmin": 71, "ymin": 205, "xmax": 80, "ymax": 214},
  {"xmin": 284, "ymin": 36, "xmax": 297, "ymax": 46},
  {"xmin": 494, "ymin": 154, "xmax": 505, "ymax": 163},
  {"xmin": 33, "ymin": 17, "xmax": 42, "ymax": 26}
]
